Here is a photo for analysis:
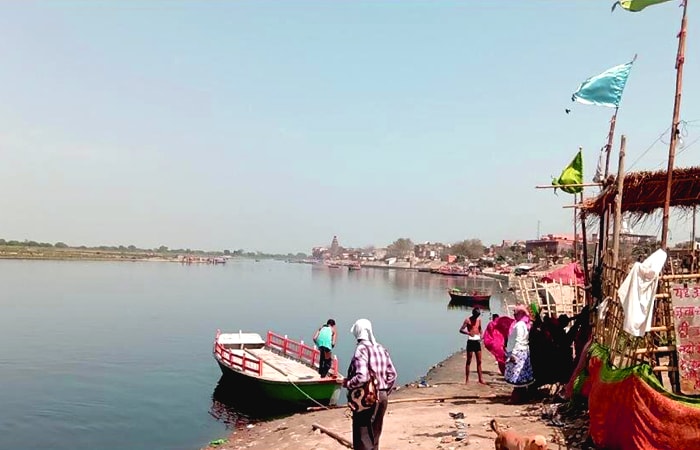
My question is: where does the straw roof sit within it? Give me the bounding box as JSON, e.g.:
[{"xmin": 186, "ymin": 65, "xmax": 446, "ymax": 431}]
[{"xmin": 580, "ymin": 166, "xmax": 700, "ymax": 217}]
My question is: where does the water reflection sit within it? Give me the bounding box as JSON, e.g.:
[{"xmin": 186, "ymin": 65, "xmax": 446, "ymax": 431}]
[
  {"xmin": 447, "ymin": 300, "xmax": 471, "ymax": 310},
  {"xmin": 209, "ymin": 376, "xmax": 294, "ymax": 429}
]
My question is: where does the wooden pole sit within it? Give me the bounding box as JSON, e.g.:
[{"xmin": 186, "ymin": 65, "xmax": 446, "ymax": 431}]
[
  {"xmin": 574, "ymin": 196, "xmax": 579, "ymax": 261},
  {"xmin": 580, "ymin": 193, "xmax": 590, "ymax": 289},
  {"xmin": 661, "ymin": 0, "xmax": 689, "ymax": 249},
  {"xmin": 596, "ymin": 109, "xmax": 619, "ymax": 265},
  {"xmin": 612, "ymin": 135, "xmax": 627, "ymax": 267},
  {"xmin": 693, "ymin": 205, "xmax": 697, "ymax": 272},
  {"xmin": 535, "ymin": 183, "xmax": 603, "ymax": 189},
  {"xmin": 311, "ymin": 423, "xmax": 353, "ymax": 449}
]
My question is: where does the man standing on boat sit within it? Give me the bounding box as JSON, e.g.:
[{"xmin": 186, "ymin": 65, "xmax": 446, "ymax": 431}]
[
  {"xmin": 459, "ymin": 308, "xmax": 486, "ymax": 384},
  {"xmin": 313, "ymin": 319, "xmax": 337, "ymax": 377}
]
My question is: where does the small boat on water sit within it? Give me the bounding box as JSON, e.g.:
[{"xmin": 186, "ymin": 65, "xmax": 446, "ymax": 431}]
[
  {"xmin": 326, "ymin": 263, "xmax": 341, "ymax": 269},
  {"xmin": 213, "ymin": 330, "xmax": 343, "ymax": 409},
  {"xmin": 348, "ymin": 263, "xmax": 362, "ymax": 271},
  {"xmin": 447, "ymin": 288, "xmax": 491, "ymax": 307}
]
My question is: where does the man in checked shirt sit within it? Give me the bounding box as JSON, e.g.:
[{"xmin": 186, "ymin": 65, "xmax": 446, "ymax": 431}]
[{"xmin": 343, "ymin": 318, "xmax": 398, "ymax": 450}]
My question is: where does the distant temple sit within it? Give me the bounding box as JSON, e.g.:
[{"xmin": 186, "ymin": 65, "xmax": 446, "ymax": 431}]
[{"xmin": 330, "ymin": 235, "xmax": 340, "ymax": 257}]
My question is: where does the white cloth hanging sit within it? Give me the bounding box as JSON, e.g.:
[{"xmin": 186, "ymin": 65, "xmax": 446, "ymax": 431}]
[{"xmin": 618, "ymin": 248, "xmax": 667, "ymax": 337}]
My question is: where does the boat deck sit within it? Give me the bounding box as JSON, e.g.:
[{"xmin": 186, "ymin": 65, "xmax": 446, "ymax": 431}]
[{"xmin": 232, "ymin": 348, "xmax": 323, "ymax": 382}]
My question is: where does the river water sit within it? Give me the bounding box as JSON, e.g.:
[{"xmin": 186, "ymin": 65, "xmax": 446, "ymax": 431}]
[{"xmin": 0, "ymin": 259, "xmax": 508, "ymax": 450}]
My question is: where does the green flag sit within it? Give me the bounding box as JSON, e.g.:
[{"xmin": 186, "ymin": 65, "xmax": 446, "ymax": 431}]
[
  {"xmin": 552, "ymin": 150, "xmax": 584, "ymax": 194},
  {"xmin": 612, "ymin": 0, "xmax": 673, "ymax": 12}
]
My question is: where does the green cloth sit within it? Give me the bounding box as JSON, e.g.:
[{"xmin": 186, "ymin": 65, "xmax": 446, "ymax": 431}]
[
  {"xmin": 613, "ymin": 0, "xmax": 672, "ymax": 12},
  {"xmin": 590, "ymin": 343, "xmax": 700, "ymax": 408},
  {"xmin": 552, "ymin": 149, "xmax": 583, "ymax": 194}
]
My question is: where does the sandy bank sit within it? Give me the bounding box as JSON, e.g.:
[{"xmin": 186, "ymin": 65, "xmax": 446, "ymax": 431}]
[{"xmin": 202, "ymin": 349, "xmax": 586, "ymax": 450}]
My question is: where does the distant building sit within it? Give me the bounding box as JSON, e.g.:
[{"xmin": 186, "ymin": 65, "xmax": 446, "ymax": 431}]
[
  {"xmin": 525, "ymin": 234, "xmax": 579, "ymax": 256},
  {"xmin": 414, "ymin": 242, "xmax": 446, "ymax": 260}
]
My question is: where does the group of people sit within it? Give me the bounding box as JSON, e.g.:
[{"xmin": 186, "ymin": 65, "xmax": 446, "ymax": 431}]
[
  {"xmin": 313, "ymin": 318, "xmax": 397, "ymax": 450},
  {"xmin": 460, "ymin": 304, "xmax": 582, "ymax": 403},
  {"xmin": 310, "ymin": 305, "xmax": 580, "ymax": 450}
]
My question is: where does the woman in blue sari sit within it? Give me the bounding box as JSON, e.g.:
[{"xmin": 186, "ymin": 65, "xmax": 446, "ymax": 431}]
[{"xmin": 504, "ymin": 304, "xmax": 534, "ymax": 403}]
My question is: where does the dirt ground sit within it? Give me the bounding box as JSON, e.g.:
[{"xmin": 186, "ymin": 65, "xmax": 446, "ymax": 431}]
[{"xmin": 202, "ymin": 349, "xmax": 583, "ymax": 450}]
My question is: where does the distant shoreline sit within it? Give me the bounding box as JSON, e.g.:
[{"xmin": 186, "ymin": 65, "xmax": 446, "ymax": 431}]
[{"xmin": 0, "ymin": 248, "xmax": 266, "ymax": 263}]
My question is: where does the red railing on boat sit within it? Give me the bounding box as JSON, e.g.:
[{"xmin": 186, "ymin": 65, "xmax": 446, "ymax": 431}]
[
  {"xmin": 213, "ymin": 330, "xmax": 263, "ymax": 376},
  {"xmin": 214, "ymin": 330, "xmax": 340, "ymax": 377},
  {"xmin": 266, "ymin": 331, "xmax": 339, "ymax": 375}
]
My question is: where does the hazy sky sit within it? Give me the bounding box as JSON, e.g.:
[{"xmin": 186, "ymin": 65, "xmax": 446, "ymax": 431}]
[{"xmin": 1, "ymin": 1, "xmax": 698, "ymax": 253}]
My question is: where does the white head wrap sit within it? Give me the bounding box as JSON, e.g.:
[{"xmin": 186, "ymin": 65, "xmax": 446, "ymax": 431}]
[{"xmin": 350, "ymin": 318, "xmax": 377, "ymax": 345}]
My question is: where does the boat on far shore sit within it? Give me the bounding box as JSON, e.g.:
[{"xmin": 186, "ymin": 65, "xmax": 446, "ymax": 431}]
[{"xmin": 447, "ymin": 288, "xmax": 491, "ymax": 307}]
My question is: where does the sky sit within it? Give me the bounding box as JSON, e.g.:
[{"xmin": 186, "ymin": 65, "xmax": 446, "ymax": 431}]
[{"xmin": 0, "ymin": 0, "xmax": 698, "ymax": 254}]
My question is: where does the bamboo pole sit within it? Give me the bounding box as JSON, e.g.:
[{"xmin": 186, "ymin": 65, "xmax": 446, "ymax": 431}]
[
  {"xmin": 597, "ymin": 109, "xmax": 619, "ymax": 265},
  {"xmin": 661, "ymin": 0, "xmax": 689, "ymax": 249},
  {"xmin": 535, "ymin": 183, "xmax": 603, "ymax": 189},
  {"xmin": 574, "ymin": 197, "xmax": 579, "ymax": 261},
  {"xmin": 580, "ymin": 193, "xmax": 590, "ymax": 289},
  {"xmin": 612, "ymin": 135, "xmax": 627, "ymax": 266},
  {"xmin": 311, "ymin": 423, "xmax": 353, "ymax": 449}
]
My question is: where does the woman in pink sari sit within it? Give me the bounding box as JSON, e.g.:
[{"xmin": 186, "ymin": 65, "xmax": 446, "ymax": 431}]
[{"xmin": 482, "ymin": 314, "xmax": 514, "ymax": 375}]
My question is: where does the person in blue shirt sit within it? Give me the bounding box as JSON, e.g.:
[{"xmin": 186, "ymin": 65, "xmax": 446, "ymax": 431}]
[{"xmin": 313, "ymin": 319, "xmax": 337, "ymax": 377}]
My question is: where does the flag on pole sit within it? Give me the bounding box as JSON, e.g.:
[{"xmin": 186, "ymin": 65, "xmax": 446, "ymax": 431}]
[
  {"xmin": 552, "ymin": 150, "xmax": 584, "ymax": 194},
  {"xmin": 571, "ymin": 60, "xmax": 634, "ymax": 108},
  {"xmin": 593, "ymin": 145, "xmax": 606, "ymax": 183},
  {"xmin": 612, "ymin": 0, "xmax": 673, "ymax": 12}
]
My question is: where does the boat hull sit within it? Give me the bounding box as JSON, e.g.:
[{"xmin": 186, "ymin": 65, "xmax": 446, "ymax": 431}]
[
  {"xmin": 448, "ymin": 291, "xmax": 491, "ymax": 307},
  {"xmin": 216, "ymin": 361, "xmax": 341, "ymax": 407}
]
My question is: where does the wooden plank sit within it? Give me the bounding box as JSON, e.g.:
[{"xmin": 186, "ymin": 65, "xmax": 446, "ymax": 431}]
[
  {"xmin": 311, "ymin": 423, "xmax": 352, "ymax": 449},
  {"xmin": 246, "ymin": 348, "xmax": 319, "ymax": 381},
  {"xmin": 634, "ymin": 345, "xmax": 676, "ymax": 354}
]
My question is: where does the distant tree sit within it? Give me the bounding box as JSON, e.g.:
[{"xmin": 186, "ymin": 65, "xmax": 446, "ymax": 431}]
[
  {"xmin": 223, "ymin": 249, "xmax": 231, "ymax": 256},
  {"xmin": 295, "ymin": 252, "xmax": 307, "ymax": 259},
  {"xmin": 387, "ymin": 238, "xmax": 414, "ymax": 258},
  {"xmin": 450, "ymin": 239, "xmax": 486, "ymax": 260},
  {"xmin": 127, "ymin": 245, "xmax": 137, "ymax": 251},
  {"xmin": 0, "ymin": 239, "xmax": 6, "ymax": 245},
  {"xmin": 157, "ymin": 245, "xmax": 169, "ymax": 253},
  {"xmin": 54, "ymin": 242, "xmax": 69, "ymax": 248},
  {"xmin": 7, "ymin": 240, "xmax": 21, "ymax": 246}
]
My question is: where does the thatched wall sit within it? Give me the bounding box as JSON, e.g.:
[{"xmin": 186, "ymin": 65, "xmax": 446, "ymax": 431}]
[{"xmin": 581, "ymin": 166, "xmax": 700, "ymax": 217}]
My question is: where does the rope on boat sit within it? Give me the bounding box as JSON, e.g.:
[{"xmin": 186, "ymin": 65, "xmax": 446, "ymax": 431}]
[{"xmin": 286, "ymin": 377, "xmax": 330, "ymax": 409}]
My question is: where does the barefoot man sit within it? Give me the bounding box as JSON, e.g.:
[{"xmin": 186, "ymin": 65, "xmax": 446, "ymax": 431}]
[{"xmin": 459, "ymin": 307, "xmax": 486, "ymax": 384}]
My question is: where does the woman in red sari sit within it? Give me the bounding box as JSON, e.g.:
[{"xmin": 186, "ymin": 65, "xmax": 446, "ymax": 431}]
[{"xmin": 483, "ymin": 314, "xmax": 514, "ymax": 375}]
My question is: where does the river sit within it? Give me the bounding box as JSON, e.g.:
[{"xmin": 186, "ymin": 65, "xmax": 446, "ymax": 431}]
[{"xmin": 0, "ymin": 259, "xmax": 509, "ymax": 450}]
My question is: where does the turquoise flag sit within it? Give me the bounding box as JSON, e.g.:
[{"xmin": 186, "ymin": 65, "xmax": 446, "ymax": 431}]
[{"xmin": 571, "ymin": 61, "xmax": 634, "ymax": 108}]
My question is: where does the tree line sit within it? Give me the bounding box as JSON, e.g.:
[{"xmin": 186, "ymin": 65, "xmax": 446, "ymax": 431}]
[{"xmin": 0, "ymin": 239, "xmax": 307, "ymax": 260}]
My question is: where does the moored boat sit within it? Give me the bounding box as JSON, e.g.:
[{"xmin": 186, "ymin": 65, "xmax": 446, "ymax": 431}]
[
  {"xmin": 447, "ymin": 288, "xmax": 491, "ymax": 307},
  {"xmin": 213, "ymin": 330, "xmax": 343, "ymax": 409},
  {"xmin": 348, "ymin": 263, "xmax": 362, "ymax": 271}
]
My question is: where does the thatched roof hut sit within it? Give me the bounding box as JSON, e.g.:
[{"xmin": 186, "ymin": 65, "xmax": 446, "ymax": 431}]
[{"xmin": 580, "ymin": 166, "xmax": 700, "ymax": 217}]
